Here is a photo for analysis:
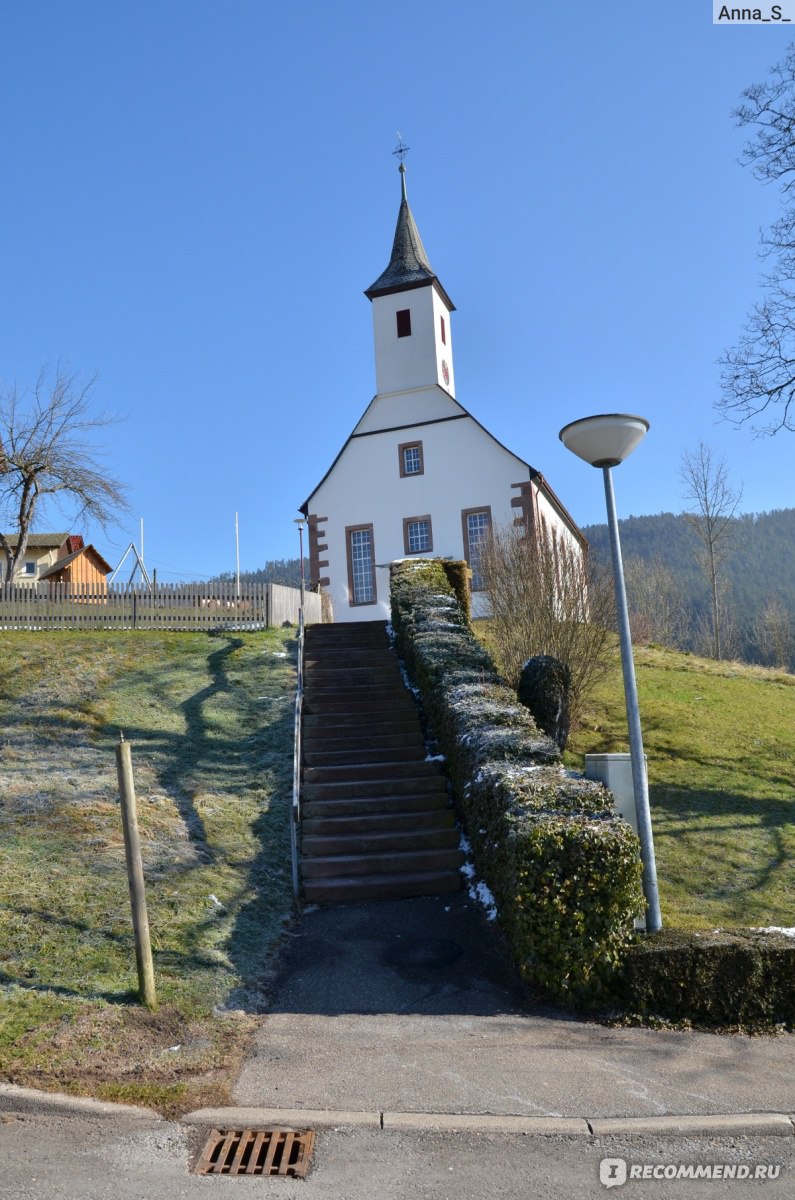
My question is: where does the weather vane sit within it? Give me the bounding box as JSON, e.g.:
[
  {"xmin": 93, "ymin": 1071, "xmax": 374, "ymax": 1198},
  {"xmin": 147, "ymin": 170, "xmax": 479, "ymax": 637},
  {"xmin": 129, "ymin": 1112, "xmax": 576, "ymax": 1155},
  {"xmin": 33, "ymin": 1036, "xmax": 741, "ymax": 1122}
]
[{"xmin": 392, "ymin": 133, "xmax": 410, "ymax": 165}]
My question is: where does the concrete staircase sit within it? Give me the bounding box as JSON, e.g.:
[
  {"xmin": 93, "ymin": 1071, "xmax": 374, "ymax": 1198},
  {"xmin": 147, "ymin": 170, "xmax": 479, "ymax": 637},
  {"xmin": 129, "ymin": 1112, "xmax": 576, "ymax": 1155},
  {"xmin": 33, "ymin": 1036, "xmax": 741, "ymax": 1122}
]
[{"xmin": 300, "ymin": 621, "xmax": 463, "ymax": 903}]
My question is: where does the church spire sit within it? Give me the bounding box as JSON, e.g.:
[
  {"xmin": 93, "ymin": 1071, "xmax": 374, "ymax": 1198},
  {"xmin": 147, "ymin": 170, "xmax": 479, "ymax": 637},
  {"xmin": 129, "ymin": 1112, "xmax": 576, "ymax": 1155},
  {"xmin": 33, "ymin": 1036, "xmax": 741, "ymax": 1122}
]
[{"xmin": 364, "ymin": 159, "xmax": 455, "ymax": 310}]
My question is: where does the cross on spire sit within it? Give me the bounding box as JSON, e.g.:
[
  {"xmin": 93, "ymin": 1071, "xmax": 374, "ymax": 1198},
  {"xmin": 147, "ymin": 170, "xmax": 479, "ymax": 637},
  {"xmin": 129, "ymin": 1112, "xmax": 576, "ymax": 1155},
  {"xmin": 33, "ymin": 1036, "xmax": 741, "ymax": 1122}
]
[{"xmin": 392, "ymin": 134, "xmax": 410, "ymax": 166}]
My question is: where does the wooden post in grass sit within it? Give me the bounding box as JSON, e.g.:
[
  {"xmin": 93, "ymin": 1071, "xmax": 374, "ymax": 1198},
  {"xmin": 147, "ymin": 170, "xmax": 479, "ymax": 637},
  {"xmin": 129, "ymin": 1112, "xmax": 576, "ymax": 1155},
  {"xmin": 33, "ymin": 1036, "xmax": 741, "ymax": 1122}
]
[{"xmin": 115, "ymin": 733, "xmax": 157, "ymax": 1011}]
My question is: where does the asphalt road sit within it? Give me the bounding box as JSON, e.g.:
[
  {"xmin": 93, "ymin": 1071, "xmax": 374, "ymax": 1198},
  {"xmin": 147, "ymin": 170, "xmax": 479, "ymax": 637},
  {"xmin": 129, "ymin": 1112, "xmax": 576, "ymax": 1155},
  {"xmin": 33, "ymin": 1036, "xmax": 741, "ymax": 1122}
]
[{"xmin": 0, "ymin": 1104, "xmax": 793, "ymax": 1200}]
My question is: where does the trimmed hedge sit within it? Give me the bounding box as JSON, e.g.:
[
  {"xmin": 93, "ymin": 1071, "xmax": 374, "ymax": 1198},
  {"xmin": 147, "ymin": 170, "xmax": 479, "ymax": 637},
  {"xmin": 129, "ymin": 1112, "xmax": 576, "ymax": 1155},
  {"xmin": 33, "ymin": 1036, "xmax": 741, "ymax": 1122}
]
[
  {"xmin": 616, "ymin": 928, "xmax": 795, "ymax": 1026},
  {"xmin": 390, "ymin": 559, "xmax": 644, "ymax": 1003}
]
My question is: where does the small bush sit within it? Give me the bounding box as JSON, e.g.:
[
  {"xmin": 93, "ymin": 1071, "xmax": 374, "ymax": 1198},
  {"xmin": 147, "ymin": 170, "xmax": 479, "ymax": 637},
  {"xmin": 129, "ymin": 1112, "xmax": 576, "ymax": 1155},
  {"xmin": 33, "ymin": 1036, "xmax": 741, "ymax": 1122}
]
[
  {"xmin": 615, "ymin": 928, "xmax": 795, "ymax": 1026},
  {"xmin": 390, "ymin": 559, "xmax": 644, "ymax": 1003},
  {"xmin": 518, "ymin": 655, "xmax": 572, "ymax": 750}
]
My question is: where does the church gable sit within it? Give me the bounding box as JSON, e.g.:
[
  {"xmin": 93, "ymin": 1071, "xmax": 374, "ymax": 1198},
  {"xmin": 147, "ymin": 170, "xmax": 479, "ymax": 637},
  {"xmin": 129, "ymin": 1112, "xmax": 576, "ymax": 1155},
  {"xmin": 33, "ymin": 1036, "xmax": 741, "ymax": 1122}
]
[{"xmin": 352, "ymin": 384, "xmax": 465, "ymax": 437}]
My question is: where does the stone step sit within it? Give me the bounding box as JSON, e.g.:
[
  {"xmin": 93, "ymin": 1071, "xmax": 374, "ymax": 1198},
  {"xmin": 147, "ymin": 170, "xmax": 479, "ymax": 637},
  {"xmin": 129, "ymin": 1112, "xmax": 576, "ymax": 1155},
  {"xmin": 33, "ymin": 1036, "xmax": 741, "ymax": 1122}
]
[
  {"xmin": 303, "ymin": 760, "xmax": 441, "ymax": 785},
  {"xmin": 304, "ymin": 681, "xmax": 409, "ymax": 698},
  {"xmin": 303, "ymin": 775, "xmax": 447, "ymax": 802},
  {"xmin": 302, "ymin": 869, "xmax": 462, "ymax": 904},
  {"xmin": 305, "ymin": 657, "xmax": 396, "ymax": 667},
  {"xmin": 302, "ymin": 793, "xmax": 451, "ymax": 819},
  {"xmin": 306, "ymin": 628, "xmax": 388, "ymax": 648},
  {"xmin": 306, "ymin": 678, "xmax": 406, "ymax": 694},
  {"xmin": 301, "ymin": 846, "xmax": 464, "ymax": 880},
  {"xmin": 306, "ymin": 662, "xmax": 403, "ymax": 678},
  {"xmin": 303, "ymin": 711, "xmax": 420, "ymax": 731},
  {"xmin": 304, "ymin": 697, "xmax": 416, "ymax": 717},
  {"xmin": 302, "ymin": 826, "xmax": 460, "ymax": 857},
  {"xmin": 303, "ymin": 744, "xmax": 424, "ymax": 767},
  {"xmin": 302, "ymin": 808, "xmax": 455, "ymax": 837}
]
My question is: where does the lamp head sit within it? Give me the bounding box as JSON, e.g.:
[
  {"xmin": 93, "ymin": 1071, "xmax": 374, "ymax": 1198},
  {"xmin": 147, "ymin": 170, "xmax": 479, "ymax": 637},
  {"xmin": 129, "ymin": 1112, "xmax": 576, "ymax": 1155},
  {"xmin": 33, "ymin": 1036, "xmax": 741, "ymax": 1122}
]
[{"xmin": 559, "ymin": 413, "xmax": 649, "ymax": 468}]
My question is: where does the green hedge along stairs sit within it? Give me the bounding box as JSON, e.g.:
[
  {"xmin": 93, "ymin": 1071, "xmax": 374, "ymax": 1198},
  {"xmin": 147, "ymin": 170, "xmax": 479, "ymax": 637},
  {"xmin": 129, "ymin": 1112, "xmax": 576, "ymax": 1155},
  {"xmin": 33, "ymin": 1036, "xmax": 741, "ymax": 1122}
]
[{"xmin": 300, "ymin": 620, "xmax": 464, "ymax": 902}]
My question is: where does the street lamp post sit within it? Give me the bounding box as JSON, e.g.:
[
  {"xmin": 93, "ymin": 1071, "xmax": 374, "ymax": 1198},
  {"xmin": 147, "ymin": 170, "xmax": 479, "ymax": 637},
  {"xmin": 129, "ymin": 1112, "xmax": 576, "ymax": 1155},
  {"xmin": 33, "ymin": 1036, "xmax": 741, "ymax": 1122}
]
[
  {"xmin": 559, "ymin": 413, "xmax": 662, "ymax": 932},
  {"xmin": 293, "ymin": 518, "xmax": 306, "ymax": 613}
]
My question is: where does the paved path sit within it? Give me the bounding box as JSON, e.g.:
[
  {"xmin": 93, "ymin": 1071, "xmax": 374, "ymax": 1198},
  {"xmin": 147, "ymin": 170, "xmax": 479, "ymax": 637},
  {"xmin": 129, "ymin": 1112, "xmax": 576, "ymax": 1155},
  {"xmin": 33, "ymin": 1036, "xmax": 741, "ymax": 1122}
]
[{"xmin": 229, "ymin": 893, "xmax": 795, "ymax": 1124}]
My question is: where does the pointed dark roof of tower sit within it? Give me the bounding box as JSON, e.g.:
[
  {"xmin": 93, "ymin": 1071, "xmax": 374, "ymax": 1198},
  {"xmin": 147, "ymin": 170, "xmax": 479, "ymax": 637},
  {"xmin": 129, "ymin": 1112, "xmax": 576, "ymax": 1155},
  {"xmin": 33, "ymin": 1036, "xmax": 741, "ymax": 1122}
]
[{"xmin": 364, "ymin": 164, "xmax": 455, "ymax": 310}]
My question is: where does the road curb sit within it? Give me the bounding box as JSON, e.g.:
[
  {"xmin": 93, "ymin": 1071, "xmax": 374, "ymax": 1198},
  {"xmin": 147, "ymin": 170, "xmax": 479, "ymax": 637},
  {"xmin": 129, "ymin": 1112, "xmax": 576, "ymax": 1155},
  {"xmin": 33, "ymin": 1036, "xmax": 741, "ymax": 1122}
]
[
  {"xmin": 383, "ymin": 1112, "xmax": 590, "ymax": 1135},
  {"xmin": 0, "ymin": 1082, "xmax": 159, "ymax": 1121},
  {"xmin": 182, "ymin": 1106, "xmax": 381, "ymax": 1128},
  {"xmin": 589, "ymin": 1113, "xmax": 795, "ymax": 1138},
  {"xmin": 180, "ymin": 1105, "xmax": 795, "ymax": 1138}
]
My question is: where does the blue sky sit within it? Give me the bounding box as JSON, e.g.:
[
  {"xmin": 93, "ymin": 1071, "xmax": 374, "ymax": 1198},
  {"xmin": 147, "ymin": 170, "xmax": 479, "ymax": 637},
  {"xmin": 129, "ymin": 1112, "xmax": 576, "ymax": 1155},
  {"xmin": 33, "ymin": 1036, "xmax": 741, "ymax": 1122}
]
[{"xmin": 1, "ymin": 1, "xmax": 792, "ymax": 580}]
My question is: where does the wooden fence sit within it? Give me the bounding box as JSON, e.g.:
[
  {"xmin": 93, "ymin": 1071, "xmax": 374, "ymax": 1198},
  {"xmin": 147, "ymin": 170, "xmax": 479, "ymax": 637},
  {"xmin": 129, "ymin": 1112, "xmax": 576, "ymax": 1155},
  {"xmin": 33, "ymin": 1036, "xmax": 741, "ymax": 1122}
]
[{"xmin": 0, "ymin": 581, "xmax": 322, "ymax": 632}]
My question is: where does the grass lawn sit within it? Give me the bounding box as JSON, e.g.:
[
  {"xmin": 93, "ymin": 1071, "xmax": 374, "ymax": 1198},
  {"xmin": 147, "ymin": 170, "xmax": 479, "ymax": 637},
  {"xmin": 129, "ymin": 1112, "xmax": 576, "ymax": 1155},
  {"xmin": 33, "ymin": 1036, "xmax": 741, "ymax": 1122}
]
[
  {"xmin": 0, "ymin": 628, "xmax": 296, "ymax": 1114},
  {"xmin": 565, "ymin": 645, "xmax": 795, "ymax": 931}
]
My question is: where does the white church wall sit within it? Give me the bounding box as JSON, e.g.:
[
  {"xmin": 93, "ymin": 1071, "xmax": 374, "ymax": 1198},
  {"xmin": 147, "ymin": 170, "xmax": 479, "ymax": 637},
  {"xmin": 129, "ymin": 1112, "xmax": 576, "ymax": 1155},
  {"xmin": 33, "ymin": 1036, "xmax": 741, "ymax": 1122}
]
[{"xmin": 310, "ymin": 414, "xmax": 557, "ymax": 623}]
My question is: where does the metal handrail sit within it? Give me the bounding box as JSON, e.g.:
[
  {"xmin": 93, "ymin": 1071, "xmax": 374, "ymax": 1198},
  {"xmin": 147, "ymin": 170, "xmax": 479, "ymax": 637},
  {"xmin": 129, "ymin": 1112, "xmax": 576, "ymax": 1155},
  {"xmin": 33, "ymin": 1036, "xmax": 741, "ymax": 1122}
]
[{"xmin": 290, "ymin": 606, "xmax": 305, "ymax": 899}]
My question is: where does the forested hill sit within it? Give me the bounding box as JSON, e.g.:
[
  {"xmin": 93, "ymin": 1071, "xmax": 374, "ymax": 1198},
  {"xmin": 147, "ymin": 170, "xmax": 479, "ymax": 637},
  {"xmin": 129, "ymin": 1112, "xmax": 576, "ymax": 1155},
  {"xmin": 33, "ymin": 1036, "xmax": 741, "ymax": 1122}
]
[
  {"xmin": 207, "ymin": 557, "xmax": 303, "ymax": 588},
  {"xmin": 582, "ymin": 508, "xmax": 795, "ymax": 662}
]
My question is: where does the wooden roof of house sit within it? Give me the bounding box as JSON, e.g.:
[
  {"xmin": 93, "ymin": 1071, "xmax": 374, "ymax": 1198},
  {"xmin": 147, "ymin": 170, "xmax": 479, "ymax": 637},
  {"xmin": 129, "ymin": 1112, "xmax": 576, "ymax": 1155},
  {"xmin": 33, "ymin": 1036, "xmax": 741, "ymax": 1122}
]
[{"xmin": 38, "ymin": 544, "xmax": 113, "ymax": 579}]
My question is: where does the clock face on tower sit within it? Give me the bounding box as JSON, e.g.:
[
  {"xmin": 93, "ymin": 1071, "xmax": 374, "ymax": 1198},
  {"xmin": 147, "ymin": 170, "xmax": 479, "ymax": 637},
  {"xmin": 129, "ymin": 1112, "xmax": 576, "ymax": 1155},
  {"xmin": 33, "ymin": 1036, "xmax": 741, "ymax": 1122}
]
[{"xmin": 441, "ymin": 359, "xmax": 450, "ymax": 386}]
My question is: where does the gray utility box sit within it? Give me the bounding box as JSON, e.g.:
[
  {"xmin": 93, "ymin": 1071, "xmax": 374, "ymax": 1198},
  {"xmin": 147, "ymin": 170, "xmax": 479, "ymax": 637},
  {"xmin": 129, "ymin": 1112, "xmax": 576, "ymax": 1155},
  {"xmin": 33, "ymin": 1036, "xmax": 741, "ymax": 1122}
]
[
  {"xmin": 584, "ymin": 752, "xmax": 647, "ymax": 932},
  {"xmin": 584, "ymin": 753, "xmax": 643, "ymax": 833}
]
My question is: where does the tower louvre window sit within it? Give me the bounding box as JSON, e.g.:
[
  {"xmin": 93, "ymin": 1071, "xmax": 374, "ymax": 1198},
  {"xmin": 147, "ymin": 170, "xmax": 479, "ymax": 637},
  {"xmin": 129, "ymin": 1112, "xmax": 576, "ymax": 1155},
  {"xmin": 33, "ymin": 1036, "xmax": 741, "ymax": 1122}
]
[
  {"xmin": 396, "ymin": 308, "xmax": 412, "ymax": 338},
  {"xmin": 440, "ymin": 315, "xmax": 446, "ymax": 344}
]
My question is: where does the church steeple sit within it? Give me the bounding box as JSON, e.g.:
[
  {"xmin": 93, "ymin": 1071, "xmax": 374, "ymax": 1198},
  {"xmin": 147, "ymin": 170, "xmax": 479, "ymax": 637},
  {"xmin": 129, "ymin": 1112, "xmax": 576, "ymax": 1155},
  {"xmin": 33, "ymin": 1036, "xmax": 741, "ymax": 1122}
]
[
  {"xmin": 365, "ymin": 164, "xmax": 455, "ymax": 311},
  {"xmin": 365, "ymin": 158, "xmax": 456, "ymax": 399}
]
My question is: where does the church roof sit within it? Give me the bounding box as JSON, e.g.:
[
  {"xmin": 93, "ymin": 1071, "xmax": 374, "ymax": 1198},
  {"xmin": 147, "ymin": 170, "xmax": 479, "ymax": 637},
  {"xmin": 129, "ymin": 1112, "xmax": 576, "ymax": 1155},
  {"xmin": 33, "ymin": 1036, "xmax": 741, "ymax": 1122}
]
[{"xmin": 364, "ymin": 165, "xmax": 455, "ymax": 310}]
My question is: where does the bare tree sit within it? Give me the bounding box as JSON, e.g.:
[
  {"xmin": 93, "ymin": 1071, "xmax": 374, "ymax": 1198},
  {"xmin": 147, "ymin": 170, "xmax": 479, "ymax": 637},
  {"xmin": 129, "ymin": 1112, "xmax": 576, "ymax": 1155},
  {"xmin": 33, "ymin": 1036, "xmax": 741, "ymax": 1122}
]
[
  {"xmin": 0, "ymin": 367, "xmax": 127, "ymax": 581},
  {"xmin": 623, "ymin": 554, "xmax": 690, "ymax": 649},
  {"xmin": 480, "ymin": 522, "xmax": 615, "ymax": 726},
  {"xmin": 680, "ymin": 443, "xmax": 742, "ymax": 660},
  {"xmin": 752, "ymin": 597, "xmax": 794, "ymax": 669},
  {"xmin": 692, "ymin": 594, "xmax": 740, "ymax": 663},
  {"xmin": 719, "ymin": 45, "xmax": 795, "ymax": 432}
]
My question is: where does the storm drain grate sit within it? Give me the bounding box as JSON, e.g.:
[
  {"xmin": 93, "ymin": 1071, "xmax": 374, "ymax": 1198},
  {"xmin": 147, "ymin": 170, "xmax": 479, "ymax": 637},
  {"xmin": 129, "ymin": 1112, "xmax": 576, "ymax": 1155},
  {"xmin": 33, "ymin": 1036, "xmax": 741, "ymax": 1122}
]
[{"xmin": 195, "ymin": 1127, "xmax": 316, "ymax": 1178}]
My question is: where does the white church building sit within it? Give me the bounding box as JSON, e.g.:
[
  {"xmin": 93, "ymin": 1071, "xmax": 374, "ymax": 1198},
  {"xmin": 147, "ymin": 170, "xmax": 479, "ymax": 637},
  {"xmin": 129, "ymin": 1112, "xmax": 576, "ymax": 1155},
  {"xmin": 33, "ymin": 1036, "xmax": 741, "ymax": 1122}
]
[{"xmin": 300, "ymin": 162, "xmax": 584, "ymax": 622}]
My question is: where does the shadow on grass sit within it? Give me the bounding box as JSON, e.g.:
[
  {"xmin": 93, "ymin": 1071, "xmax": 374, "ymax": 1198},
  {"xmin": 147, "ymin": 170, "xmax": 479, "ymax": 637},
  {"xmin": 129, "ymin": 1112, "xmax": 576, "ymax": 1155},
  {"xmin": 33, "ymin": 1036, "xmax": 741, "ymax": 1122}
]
[
  {"xmin": 0, "ymin": 969, "xmax": 139, "ymax": 1006},
  {"xmin": 649, "ymin": 782, "xmax": 793, "ymax": 902},
  {"xmin": 95, "ymin": 635, "xmax": 250, "ymax": 856}
]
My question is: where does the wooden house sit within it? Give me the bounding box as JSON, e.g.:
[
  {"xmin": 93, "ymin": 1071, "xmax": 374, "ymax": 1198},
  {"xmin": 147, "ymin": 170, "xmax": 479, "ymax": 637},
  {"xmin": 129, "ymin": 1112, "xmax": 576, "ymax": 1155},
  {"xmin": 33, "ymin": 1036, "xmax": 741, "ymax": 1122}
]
[{"xmin": 38, "ymin": 536, "xmax": 112, "ymax": 594}]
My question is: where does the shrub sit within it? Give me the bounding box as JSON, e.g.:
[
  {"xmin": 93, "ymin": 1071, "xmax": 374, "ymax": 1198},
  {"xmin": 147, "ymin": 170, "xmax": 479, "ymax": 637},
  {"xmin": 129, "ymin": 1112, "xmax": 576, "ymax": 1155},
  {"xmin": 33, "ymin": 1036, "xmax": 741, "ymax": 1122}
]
[
  {"xmin": 390, "ymin": 559, "xmax": 644, "ymax": 1003},
  {"xmin": 615, "ymin": 928, "xmax": 795, "ymax": 1026},
  {"xmin": 517, "ymin": 655, "xmax": 572, "ymax": 750}
]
